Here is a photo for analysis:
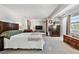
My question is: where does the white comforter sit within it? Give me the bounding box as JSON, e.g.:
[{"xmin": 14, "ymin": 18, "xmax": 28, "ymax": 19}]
[{"xmin": 4, "ymin": 33, "xmax": 45, "ymax": 49}]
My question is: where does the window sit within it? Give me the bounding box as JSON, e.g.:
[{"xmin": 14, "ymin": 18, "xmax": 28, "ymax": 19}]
[{"xmin": 70, "ymin": 15, "xmax": 79, "ymax": 33}]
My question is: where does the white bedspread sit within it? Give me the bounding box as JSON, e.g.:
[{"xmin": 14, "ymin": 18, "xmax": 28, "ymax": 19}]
[
  {"xmin": 4, "ymin": 33, "xmax": 45, "ymax": 49},
  {"xmin": 28, "ymin": 33, "xmax": 42, "ymax": 41}
]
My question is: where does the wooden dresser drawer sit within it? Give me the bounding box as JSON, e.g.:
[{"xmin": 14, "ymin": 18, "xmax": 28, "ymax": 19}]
[
  {"xmin": 76, "ymin": 40, "xmax": 79, "ymax": 44},
  {"xmin": 63, "ymin": 35, "xmax": 79, "ymax": 49}
]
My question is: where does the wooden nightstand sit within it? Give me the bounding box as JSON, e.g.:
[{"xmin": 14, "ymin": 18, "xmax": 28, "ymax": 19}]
[{"xmin": 0, "ymin": 36, "xmax": 4, "ymax": 51}]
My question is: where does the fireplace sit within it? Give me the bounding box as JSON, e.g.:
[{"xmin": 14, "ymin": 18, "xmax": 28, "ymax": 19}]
[
  {"xmin": 36, "ymin": 26, "xmax": 42, "ymax": 30},
  {"xmin": 35, "ymin": 25, "xmax": 44, "ymax": 32}
]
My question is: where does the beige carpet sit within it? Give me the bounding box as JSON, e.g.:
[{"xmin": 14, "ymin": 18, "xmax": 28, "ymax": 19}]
[{"xmin": 0, "ymin": 36, "xmax": 79, "ymax": 54}]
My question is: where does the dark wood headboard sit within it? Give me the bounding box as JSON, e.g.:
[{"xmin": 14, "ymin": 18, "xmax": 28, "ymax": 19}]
[{"xmin": 0, "ymin": 21, "xmax": 19, "ymax": 34}]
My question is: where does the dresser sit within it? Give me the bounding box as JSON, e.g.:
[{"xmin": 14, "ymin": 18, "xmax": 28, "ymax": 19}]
[
  {"xmin": 0, "ymin": 36, "xmax": 4, "ymax": 51},
  {"xmin": 63, "ymin": 35, "xmax": 79, "ymax": 49}
]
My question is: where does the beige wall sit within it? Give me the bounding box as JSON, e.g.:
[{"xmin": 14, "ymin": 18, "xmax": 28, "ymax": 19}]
[
  {"xmin": 19, "ymin": 19, "xmax": 46, "ymax": 32},
  {"xmin": 30, "ymin": 20, "xmax": 46, "ymax": 32},
  {"xmin": 0, "ymin": 16, "xmax": 46, "ymax": 32},
  {"xmin": 61, "ymin": 16, "xmax": 67, "ymax": 36}
]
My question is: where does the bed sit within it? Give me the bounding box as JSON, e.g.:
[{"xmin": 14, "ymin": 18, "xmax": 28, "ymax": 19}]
[
  {"xmin": 0, "ymin": 21, "xmax": 45, "ymax": 50},
  {"xmin": 4, "ymin": 32, "xmax": 45, "ymax": 50}
]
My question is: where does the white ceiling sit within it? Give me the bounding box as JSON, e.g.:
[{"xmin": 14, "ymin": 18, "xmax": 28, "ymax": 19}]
[
  {"xmin": 52, "ymin": 4, "xmax": 79, "ymax": 17},
  {"xmin": 0, "ymin": 4, "xmax": 59, "ymax": 19},
  {"xmin": 0, "ymin": 4, "xmax": 79, "ymax": 20}
]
